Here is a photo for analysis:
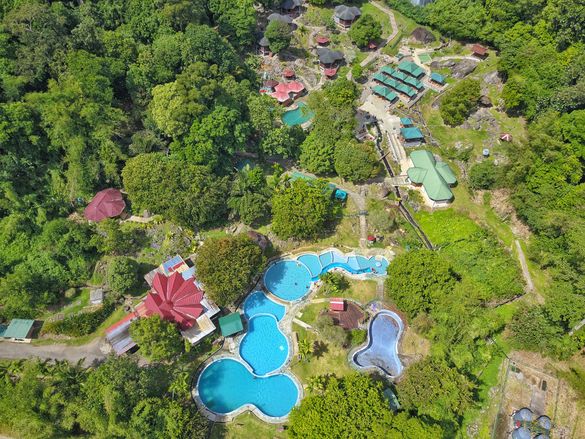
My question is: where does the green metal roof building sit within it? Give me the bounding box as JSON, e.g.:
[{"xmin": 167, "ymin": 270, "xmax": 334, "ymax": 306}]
[
  {"xmin": 1, "ymin": 319, "xmax": 35, "ymax": 342},
  {"xmin": 407, "ymin": 150, "xmax": 456, "ymax": 202},
  {"xmin": 218, "ymin": 313, "xmax": 243, "ymax": 337},
  {"xmin": 372, "ymin": 85, "xmax": 398, "ymax": 102},
  {"xmin": 430, "ymin": 72, "xmax": 446, "ymax": 85},
  {"xmin": 400, "ymin": 127, "xmax": 424, "ymax": 141},
  {"xmin": 398, "ymin": 61, "xmax": 425, "ymax": 79},
  {"xmin": 400, "ymin": 117, "xmax": 413, "ymax": 127}
]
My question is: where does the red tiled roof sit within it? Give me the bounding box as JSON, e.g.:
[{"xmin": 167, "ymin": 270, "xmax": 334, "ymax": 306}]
[
  {"xmin": 84, "ymin": 188, "xmax": 126, "ymax": 222},
  {"xmin": 316, "ymin": 36, "xmax": 330, "ymax": 45},
  {"xmin": 330, "ymin": 298, "xmax": 345, "ymax": 312},
  {"xmin": 106, "ymin": 312, "xmax": 137, "ymax": 335},
  {"xmin": 368, "ymin": 41, "xmax": 377, "ymax": 49},
  {"xmin": 144, "ymin": 272, "xmax": 204, "ymax": 330},
  {"xmin": 324, "ymin": 67, "xmax": 338, "ymax": 77},
  {"xmin": 271, "ymin": 90, "xmax": 292, "ymax": 103},
  {"xmin": 275, "ymin": 81, "xmax": 305, "ymax": 94},
  {"xmin": 283, "ymin": 68, "xmax": 295, "ymax": 78},
  {"xmin": 264, "ymin": 79, "xmax": 279, "ymax": 88},
  {"xmin": 500, "ymin": 133, "xmax": 512, "ymax": 142},
  {"xmin": 472, "ymin": 44, "xmax": 487, "ymax": 55}
]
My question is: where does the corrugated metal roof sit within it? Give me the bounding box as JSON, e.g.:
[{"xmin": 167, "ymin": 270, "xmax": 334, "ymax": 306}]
[
  {"xmin": 2, "ymin": 319, "xmax": 35, "ymax": 339},
  {"xmin": 407, "ymin": 150, "xmax": 456, "ymax": 202}
]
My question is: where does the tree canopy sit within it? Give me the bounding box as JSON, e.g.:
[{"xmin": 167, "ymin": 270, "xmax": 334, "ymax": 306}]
[
  {"xmin": 130, "ymin": 315, "xmax": 185, "ymax": 362},
  {"xmin": 194, "ymin": 234, "xmax": 265, "ymax": 306},
  {"xmin": 271, "ymin": 179, "xmax": 334, "ymax": 240},
  {"xmin": 289, "ymin": 374, "xmax": 442, "ymax": 439},
  {"xmin": 348, "ymin": 14, "xmax": 382, "ymax": 47}
]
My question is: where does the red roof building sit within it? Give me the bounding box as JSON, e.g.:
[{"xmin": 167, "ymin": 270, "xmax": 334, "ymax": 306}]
[
  {"xmin": 368, "ymin": 41, "xmax": 377, "ymax": 50},
  {"xmin": 84, "ymin": 188, "xmax": 126, "ymax": 222},
  {"xmin": 316, "ymin": 35, "xmax": 330, "ymax": 46},
  {"xmin": 324, "ymin": 67, "xmax": 338, "ymax": 78},
  {"xmin": 144, "ymin": 271, "xmax": 205, "ymax": 330},
  {"xmin": 499, "ymin": 133, "xmax": 513, "ymax": 142},
  {"xmin": 283, "ymin": 68, "xmax": 295, "ymax": 79},
  {"xmin": 330, "ymin": 298, "xmax": 346, "ymax": 312},
  {"xmin": 471, "ymin": 44, "xmax": 488, "ymax": 58}
]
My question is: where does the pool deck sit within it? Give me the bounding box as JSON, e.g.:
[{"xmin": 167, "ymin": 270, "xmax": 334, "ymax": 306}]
[{"xmin": 193, "ymin": 247, "xmax": 396, "ymax": 423}]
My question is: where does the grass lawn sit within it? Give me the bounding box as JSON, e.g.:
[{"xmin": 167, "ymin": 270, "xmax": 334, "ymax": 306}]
[
  {"xmin": 313, "ymin": 277, "xmax": 379, "ymax": 304},
  {"xmin": 62, "ymin": 288, "xmax": 90, "ymax": 317},
  {"xmin": 291, "ymin": 323, "xmax": 354, "ymax": 382},
  {"xmin": 209, "ymin": 413, "xmax": 286, "ymax": 439},
  {"xmin": 298, "ymin": 302, "xmax": 328, "ymax": 326}
]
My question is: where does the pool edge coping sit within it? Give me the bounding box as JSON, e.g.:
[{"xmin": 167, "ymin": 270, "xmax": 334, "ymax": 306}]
[{"xmin": 349, "ymin": 309, "xmax": 405, "ymax": 380}]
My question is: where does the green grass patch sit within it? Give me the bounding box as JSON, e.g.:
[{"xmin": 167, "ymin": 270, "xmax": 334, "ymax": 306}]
[
  {"xmin": 209, "ymin": 413, "xmax": 285, "ymax": 439},
  {"xmin": 298, "ymin": 302, "xmax": 328, "ymax": 326},
  {"xmin": 291, "ymin": 326, "xmax": 354, "ymax": 382}
]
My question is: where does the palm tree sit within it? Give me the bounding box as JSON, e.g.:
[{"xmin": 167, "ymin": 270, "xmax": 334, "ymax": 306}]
[{"xmin": 298, "ymin": 338, "xmax": 312, "ymax": 362}]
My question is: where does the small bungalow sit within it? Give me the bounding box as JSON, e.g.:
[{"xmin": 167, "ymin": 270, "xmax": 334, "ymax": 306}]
[
  {"xmin": 283, "ymin": 68, "xmax": 295, "ymax": 79},
  {"xmin": 280, "ymin": 0, "xmax": 302, "ymax": 15},
  {"xmin": 84, "ymin": 188, "xmax": 126, "ymax": 222},
  {"xmin": 430, "ymin": 72, "xmax": 446, "ymax": 86},
  {"xmin": 407, "ymin": 150, "xmax": 457, "ymax": 205},
  {"xmin": 0, "ymin": 319, "xmax": 36, "ymax": 343},
  {"xmin": 400, "ymin": 117, "xmax": 413, "ymax": 127},
  {"xmin": 512, "ymin": 427, "xmax": 531, "ymax": 439},
  {"xmin": 219, "ymin": 313, "xmax": 244, "ymax": 337},
  {"xmin": 397, "ymin": 61, "xmax": 425, "ymax": 79},
  {"xmin": 372, "ymin": 85, "xmax": 398, "ymax": 103},
  {"xmin": 258, "ymin": 35, "xmax": 271, "ymax": 56},
  {"xmin": 471, "ymin": 44, "xmax": 488, "ymax": 58},
  {"xmin": 329, "ymin": 298, "xmax": 346, "ymax": 312},
  {"xmin": 400, "ymin": 127, "xmax": 425, "ymax": 146},
  {"xmin": 500, "ymin": 132, "xmax": 513, "ymax": 142},
  {"xmin": 317, "ymin": 48, "xmax": 344, "ymax": 68},
  {"xmin": 334, "ymin": 5, "xmax": 361, "ymax": 28},
  {"xmin": 324, "ymin": 67, "xmax": 339, "ymax": 78},
  {"xmin": 315, "ymin": 35, "xmax": 330, "ymax": 46},
  {"xmin": 267, "ymin": 13, "xmax": 294, "ymax": 26}
]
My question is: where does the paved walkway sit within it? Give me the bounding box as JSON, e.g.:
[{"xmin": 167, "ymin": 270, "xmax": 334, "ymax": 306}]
[{"xmin": 0, "ymin": 337, "xmax": 107, "ymax": 366}]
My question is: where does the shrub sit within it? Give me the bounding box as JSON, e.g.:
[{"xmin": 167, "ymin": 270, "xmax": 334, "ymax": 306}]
[
  {"xmin": 314, "ymin": 314, "xmax": 347, "ymax": 347},
  {"xmin": 440, "ymin": 78, "xmax": 480, "ymax": 126},
  {"xmin": 106, "ymin": 256, "xmax": 140, "ymax": 296},
  {"xmin": 42, "ymin": 301, "xmax": 115, "ymax": 337},
  {"xmin": 349, "ymin": 329, "xmax": 367, "ymax": 346},
  {"xmin": 130, "ymin": 315, "xmax": 184, "ymax": 361},
  {"xmin": 468, "ymin": 161, "xmax": 500, "ymax": 189}
]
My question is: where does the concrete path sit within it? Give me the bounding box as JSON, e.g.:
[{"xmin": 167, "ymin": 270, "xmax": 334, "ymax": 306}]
[
  {"xmin": 292, "ymin": 318, "xmax": 312, "ymax": 330},
  {"xmin": 0, "ymin": 337, "xmax": 107, "ymax": 366},
  {"xmin": 514, "ymin": 240, "xmax": 534, "ymax": 293}
]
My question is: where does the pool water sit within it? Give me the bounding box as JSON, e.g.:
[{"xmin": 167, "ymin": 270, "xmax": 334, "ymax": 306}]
[
  {"xmin": 353, "ymin": 310, "xmax": 403, "ymax": 378},
  {"xmin": 198, "ymin": 359, "xmax": 298, "ymax": 417},
  {"xmin": 239, "ymin": 315, "xmax": 289, "ymax": 376},
  {"xmin": 282, "ymin": 102, "xmax": 314, "ymax": 126},
  {"xmin": 264, "ymin": 250, "xmax": 389, "ymax": 302},
  {"xmin": 243, "ymin": 291, "xmax": 285, "ymax": 321},
  {"xmin": 263, "ymin": 260, "xmax": 312, "ymax": 301}
]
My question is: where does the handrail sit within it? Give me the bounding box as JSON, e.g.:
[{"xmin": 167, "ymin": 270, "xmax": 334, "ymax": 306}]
[{"xmin": 372, "ymin": 121, "xmax": 433, "ymax": 250}]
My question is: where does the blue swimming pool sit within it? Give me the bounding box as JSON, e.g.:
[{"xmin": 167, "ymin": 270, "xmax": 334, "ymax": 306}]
[
  {"xmin": 263, "ymin": 259, "xmax": 312, "ymax": 301},
  {"xmin": 352, "ymin": 310, "xmax": 403, "ymax": 378},
  {"xmin": 198, "ymin": 359, "xmax": 298, "ymax": 417},
  {"xmin": 239, "ymin": 315, "xmax": 289, "ymax": 376},
  {"xmin": 243, "ymin": 291, "xmax": 285, "ymax": 321},
  {"xmin": 264, "ymin": 251, "xmax": 389, "ymax": 301}
]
